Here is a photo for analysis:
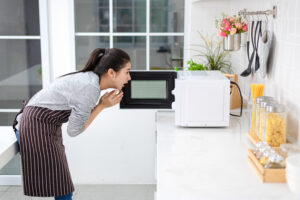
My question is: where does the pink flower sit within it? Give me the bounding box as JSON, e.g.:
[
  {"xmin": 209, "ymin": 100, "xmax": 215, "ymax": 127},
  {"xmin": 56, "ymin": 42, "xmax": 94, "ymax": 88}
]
[
  {"xmin": 230, "ymin": 28, "xmax": 237, "ymax": 35},
  {"xmin": 224, "ymin": 22, "xmax": 231, "ymax": 31},
  {"xmin": 218, "ymin": 15, "xmax": 247, "ymax": 36},
  {"xmin": 218, "ymin": 29, "xmax": 227, "ymax": 38},
  {"xmin": 235, "ymin": 22, "xmax": 242, "ymax": 29}
]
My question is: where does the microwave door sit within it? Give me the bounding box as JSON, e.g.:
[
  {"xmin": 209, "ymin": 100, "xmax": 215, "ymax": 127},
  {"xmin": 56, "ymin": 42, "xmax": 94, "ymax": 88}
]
[{"xmin": 120, "ymin": 71, "xmax": 176, "ymax": 109}]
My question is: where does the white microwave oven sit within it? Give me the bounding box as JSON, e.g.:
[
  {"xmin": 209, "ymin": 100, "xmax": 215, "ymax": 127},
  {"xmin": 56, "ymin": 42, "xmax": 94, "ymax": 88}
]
[{"xmin": 174, "ymin": 71, "xmax": 230, "ymax": 127}]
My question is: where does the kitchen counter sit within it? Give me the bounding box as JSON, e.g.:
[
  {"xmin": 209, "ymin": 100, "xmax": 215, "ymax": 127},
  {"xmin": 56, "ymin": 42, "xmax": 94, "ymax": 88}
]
[
  {"xmin": 0, "ymin": 127, "xmax": 18, "ymax": 170},
  {"xmin": 155, "ymin": 111, "xmax": 296, "ymax": 200}
]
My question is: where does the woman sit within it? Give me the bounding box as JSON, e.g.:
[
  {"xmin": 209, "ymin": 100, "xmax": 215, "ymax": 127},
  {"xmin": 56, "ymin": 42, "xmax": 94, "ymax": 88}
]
[{"xmin": 12, "ymin": 48, "xmax": 131, "ymax": 200}]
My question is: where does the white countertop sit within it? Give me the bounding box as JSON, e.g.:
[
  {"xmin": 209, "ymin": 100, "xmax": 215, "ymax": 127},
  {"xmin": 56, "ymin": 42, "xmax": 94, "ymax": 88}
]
[
  {"xmin": 0, "ymin": 127, "xmax": 19, "ymax": 170},
  {"xmin": 156, "ymin": 111, "xmax": 296, "ymax": 200}
]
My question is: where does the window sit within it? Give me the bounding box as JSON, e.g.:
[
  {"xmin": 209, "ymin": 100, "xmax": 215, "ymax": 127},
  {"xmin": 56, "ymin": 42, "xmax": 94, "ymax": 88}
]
[
  {"xmin": 0, "ymin": 0, "xmax": 43, "ymax": 125},
  {"xmin": 0, "ymin": 0, "xmax": 49, "ymax": 178},
  {"xmin": 74, "ymin": 0, "xmax": 184, "ymax": 71}
]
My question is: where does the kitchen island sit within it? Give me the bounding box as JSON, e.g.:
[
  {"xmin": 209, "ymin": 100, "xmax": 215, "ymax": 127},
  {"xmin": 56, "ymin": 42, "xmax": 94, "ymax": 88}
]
[{"xmin": 155, "ymin": 111, "xmax": 296, "ymax": 200}]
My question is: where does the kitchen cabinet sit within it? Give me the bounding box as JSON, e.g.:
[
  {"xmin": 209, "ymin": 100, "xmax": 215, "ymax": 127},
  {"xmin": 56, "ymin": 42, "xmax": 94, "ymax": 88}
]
[
  {"xmin": 63, "ymin": 106, "xmax": 157, "ymax": 184},
  {"xmin": 0, "ymin": 107, "xmax": 157, "ymax": 185}
]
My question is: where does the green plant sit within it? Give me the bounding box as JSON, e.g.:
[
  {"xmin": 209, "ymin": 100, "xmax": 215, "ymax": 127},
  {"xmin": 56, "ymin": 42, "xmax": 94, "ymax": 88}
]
[
  {"xmin": 187, "ymin": 59, "xmax": 208, "ymax": 71},
  {"xmin": 190, "ymin": 32, "xmax": 233, "ymax": 73}
]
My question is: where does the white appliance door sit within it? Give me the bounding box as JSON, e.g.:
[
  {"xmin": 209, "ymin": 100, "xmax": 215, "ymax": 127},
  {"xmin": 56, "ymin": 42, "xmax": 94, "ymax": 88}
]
[{"xmin": 183, "ymin": 81, "xmax": 225, "ymax": 123}]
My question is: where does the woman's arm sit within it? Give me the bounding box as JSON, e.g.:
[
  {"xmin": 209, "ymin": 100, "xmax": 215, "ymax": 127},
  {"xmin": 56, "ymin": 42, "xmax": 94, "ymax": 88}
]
[
  {"xmin": 84, "ymin": 89, "xmax": 123, "ymax": 131},
  {"xmin": 83, "ymin": 103, "xmax": 105, "ymax": 131}
]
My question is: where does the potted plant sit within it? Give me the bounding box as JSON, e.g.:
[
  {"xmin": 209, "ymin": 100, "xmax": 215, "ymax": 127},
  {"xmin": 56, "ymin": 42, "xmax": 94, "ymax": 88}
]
[
  {"xmin": 190, "ymin": 32, "xmax": 232, "ymax": 73},
  {"xmin": 186, "ymin": 59, "xmax": 208, "ymax": 71},
  {"xmin": 190, "ymin": 32, "xmax": 242, "ymax": 109},
  {"xmin": 216, "ymin": 14, "xmax": 248, "ymax": 51}
]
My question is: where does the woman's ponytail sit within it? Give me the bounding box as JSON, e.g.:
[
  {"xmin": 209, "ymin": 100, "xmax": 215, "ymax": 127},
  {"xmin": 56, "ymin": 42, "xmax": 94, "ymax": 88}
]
[{"xmin": 80, "ymin": 48, "xmax": 105, "ymax": 73}]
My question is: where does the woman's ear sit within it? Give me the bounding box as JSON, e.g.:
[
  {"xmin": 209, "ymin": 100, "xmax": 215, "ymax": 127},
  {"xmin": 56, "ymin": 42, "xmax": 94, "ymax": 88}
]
[{"xmin": 107, "ymin": 68, "xmax": 116, "ymax": 79}]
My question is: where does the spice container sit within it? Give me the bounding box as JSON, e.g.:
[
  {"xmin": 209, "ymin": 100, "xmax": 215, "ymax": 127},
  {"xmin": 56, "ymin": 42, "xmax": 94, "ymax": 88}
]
[
  {"xmin": 255, "ymin": 96, "xmax": 273, "ymax": 137},
  {"xmin": 258, "ymin": 99, "xmax": 277, "ymax": 140},
  {"xmin": 264, "ymin": 104, "xmax": 287, "ymax": 147},
  {"xmin": 253, "ymin": 142, "xmax": 285, "ymax": 169},
  {"xmin": 249, "ymin": 142, "xmax": 286, "ymax": 182}
]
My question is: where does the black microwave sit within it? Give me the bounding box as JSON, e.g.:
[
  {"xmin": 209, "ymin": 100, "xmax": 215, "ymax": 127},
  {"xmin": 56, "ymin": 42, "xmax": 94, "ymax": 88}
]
[{"xmin": 120, "ymin": 71, "xmax": 177, "ymax": 109}]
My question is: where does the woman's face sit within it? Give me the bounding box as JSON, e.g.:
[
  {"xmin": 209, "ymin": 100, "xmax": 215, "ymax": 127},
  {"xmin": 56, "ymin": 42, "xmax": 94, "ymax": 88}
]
[{"xmin": 114, "ymin": 62, "xmax": 131, "ymax": 90}]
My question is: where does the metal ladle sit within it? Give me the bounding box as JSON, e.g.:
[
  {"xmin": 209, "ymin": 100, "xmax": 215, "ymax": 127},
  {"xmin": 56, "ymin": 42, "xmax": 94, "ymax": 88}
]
[{"xmin": 261, "ymin": 14, "xmax": 269, "ymax": 43}]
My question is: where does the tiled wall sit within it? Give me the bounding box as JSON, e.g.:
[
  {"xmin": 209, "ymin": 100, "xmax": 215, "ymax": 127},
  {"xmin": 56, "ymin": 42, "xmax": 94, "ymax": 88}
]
[{"xmin": 188, "ymin": 0, "xmax": 300, "ymax": 145}]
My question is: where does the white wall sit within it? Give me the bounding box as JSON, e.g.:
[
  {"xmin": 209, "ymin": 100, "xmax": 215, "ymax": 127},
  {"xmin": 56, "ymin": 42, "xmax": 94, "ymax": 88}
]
[{"xmin": 187, "ymin": 0, "xmax": 300, "ymax": 145}]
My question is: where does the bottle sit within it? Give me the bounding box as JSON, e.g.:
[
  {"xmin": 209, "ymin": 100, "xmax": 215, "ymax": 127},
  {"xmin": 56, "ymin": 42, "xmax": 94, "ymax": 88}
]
[{"xmin": 264, "ymin": 103, "xmax": 287, "ymax": 147}]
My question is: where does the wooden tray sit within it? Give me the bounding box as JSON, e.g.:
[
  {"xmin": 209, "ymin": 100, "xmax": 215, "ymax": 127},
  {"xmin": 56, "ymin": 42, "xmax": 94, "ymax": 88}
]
[
  {"xmin": 247, "ymin": 149, "xmax": 286, "ymax": 183},
  {"xmin": 247, "ymin": 132, "xmax": 288, "ymax": 154},
  {"xmin": 247, "ymin": 132, "xmax": 260, "ymax": 145}
]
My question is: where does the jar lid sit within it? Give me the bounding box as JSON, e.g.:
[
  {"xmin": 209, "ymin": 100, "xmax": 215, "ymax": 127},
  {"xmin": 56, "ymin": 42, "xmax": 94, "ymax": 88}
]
[
  {"xmin": 260, "ymin": 99, "xmax": 277, "ymax": 108},
  {"xmin": 266, "ymin": 103, "xmax": 285, "ymax": 113},
  {"xmin": 256, "ymin": 96, "xmax": 273, "ymax": 104}
]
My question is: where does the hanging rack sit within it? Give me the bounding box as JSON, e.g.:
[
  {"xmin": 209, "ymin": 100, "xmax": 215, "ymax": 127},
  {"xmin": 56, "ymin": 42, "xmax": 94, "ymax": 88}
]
[{"xmin": 238, "ymin": 5, "xmax": 277, "ymax": 19}]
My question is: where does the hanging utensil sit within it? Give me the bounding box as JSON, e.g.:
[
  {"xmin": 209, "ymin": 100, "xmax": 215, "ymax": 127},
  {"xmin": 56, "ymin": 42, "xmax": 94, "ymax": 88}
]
[
  {"xmin": 240, "ymin": 20, "xmax": 260, "ymax": 77},
  {"xmin": 254, "ymin": 21, "xmax": 262, "ymax": 72},
  {"xmin": 258, "ymin": 15, "xmax": 272, "ymax": 78},
  {"xmin": 261, "ymin": 16, "xmax": 268, "ymax": 43}
]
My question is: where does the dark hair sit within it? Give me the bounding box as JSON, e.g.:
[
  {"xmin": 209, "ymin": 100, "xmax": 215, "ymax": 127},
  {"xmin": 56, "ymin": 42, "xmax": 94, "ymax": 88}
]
[{"xmin": 62, "ymin": 48, "xmax": 130, "ymax": 78}]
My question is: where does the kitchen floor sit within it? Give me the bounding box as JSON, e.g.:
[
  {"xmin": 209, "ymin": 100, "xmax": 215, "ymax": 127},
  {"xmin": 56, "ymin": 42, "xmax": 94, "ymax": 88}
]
[{"xmin": 0, "ymin": 184, "xmax": 156, "ymax": 200}]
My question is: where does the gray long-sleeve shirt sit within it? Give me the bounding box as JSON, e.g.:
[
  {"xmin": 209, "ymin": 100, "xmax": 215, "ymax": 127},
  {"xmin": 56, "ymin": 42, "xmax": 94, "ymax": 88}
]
[{"xmin": 16, "ymin": 71, "xmax": 101, "ymax": 137}]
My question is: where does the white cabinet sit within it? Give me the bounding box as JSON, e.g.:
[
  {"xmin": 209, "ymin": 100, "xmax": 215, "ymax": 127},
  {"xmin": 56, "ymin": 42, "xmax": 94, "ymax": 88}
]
[{"xmin": 63, "ymin": 106, "xmax": 157, "ymax": 184}]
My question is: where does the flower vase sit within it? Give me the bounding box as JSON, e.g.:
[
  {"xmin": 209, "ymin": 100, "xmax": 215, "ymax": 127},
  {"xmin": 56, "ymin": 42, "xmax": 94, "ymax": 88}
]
[{"xmin": 223, "ymin": 34, "xmax": 241, "ymax": 51}]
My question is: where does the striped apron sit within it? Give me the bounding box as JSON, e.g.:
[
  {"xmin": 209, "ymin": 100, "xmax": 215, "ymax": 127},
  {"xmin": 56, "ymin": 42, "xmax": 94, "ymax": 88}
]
[{"xmin": 16, "ymin": 105, "xmax": 74, "ymax": 197}]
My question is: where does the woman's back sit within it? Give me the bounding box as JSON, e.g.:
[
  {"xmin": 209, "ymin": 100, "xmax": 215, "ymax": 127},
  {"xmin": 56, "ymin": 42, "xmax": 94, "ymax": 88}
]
[
  {"xmin": 18, "ymin": 71, "xmax": 101, "ymax": 137},
  {"xmin": 27, "ymin": 71, "xmax": 100, "ymax": 111}
]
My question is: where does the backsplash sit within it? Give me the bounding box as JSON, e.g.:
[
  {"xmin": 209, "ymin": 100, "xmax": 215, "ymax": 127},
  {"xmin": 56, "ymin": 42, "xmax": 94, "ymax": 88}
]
[{"xmin": 188, "ymin": 0, "xmax": 300, "ymax": 145}]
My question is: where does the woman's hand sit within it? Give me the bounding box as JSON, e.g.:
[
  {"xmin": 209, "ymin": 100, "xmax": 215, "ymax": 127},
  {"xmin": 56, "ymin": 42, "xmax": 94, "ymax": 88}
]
[
  {"xmin": 84, "ymin": 90, "xmax": 123, "ymax": 131},
  {"xmin": 98, "ymin": 89, "xmax": 124, "ymax": 109}
]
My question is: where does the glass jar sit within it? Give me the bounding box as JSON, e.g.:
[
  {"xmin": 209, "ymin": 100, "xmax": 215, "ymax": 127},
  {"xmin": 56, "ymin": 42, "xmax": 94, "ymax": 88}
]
[
  {"xmin": 264, "ymin": 152, "xmax": 285, "ymax": 169},
  {"xmin": 254, "ymin": 141, "xmax": 285, "ymax": 169},
  {"xmin": 264, "ymin": 103, "xmax": 287, "ymax": 147},
  {"xmin": 255, "ymin": 96, "xmax": 273, "ymax": 137},
  {"xmin": 258, "ymin": 99, "xmax": 277, "ymax": 140}
]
